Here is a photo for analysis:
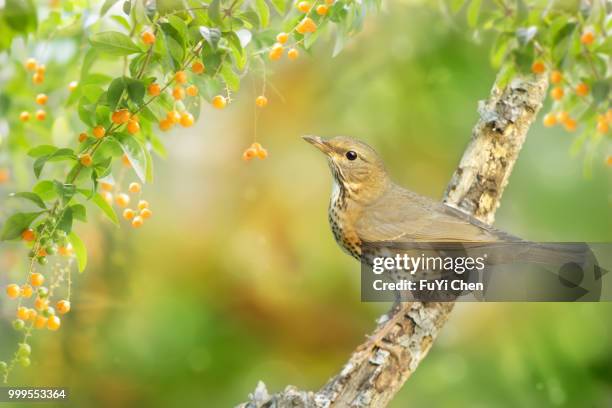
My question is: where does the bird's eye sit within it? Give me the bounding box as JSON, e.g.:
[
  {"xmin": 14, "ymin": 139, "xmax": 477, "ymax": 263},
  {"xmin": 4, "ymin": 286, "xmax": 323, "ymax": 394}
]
[{"xmin": 345, "ymin": 151, "xmax": 357, "ymax": 161}]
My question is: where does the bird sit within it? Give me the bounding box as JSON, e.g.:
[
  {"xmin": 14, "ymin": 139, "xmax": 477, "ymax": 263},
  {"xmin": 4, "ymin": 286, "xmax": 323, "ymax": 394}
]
[{"xmin": 303, "ymin": 135, "xmax": 516, "ymax": 258}]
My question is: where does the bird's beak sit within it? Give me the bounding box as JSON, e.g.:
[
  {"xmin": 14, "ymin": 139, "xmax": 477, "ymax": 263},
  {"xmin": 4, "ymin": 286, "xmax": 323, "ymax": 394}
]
[{"xmin": 303, "ymin": 135, "xmax": 331, "ymax": 154}]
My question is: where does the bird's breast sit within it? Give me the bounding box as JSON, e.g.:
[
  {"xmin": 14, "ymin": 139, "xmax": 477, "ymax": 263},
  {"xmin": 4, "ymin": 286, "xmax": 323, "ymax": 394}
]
[{"xmin": 328, "ymin": 186, "xmax": 362, "ymax": 260}]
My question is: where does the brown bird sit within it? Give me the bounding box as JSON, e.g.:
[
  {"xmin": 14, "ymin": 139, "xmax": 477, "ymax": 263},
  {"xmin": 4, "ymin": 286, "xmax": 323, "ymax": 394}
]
[{"xmin": 303, "ymin": 135, "xmax": 516, "ymax": 258}]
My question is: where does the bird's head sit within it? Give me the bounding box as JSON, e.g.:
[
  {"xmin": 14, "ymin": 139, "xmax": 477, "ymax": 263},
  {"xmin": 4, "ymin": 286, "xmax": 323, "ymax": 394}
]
[{"xmin": 303, "ymin": 135, "xmax": 390, "ymax": 201}]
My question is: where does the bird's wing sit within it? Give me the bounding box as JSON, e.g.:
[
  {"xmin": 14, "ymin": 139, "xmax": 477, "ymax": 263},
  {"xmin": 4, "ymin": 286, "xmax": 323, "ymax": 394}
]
[{"xmin": 355, "ymin": 186, "xmax": 518, "ymax": 243}]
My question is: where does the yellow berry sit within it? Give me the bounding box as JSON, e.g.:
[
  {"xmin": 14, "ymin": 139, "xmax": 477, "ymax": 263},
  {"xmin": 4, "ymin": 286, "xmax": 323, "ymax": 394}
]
[
  {"xmin": 80, "ymin": 153, "xmax": 93, "ymax": 167},
  {"xmin": 17, "ymin": 307, "xmax": 30, "ymax": 320},
  {"xmin": 175, "ymin": 71, "xmax": 188, "ymax": 84},
  {"xmin": 138, "ymin": 200, "xmax": 149, "ymax": 210},
  {"xmin": 575, "ymin": 82, "xmax": 589, "ymax": 97},
  {"xmin": 297, "ymin": 1, "xmax": 311, "ymax": 13},
  {"xmin": 172, "ymin": 86, "xmax": 185, "ymax": 101},
  {"xmin": 19, "ymin": 111, "xmax": 30, "ymax": 122},
  {"xmin": 276, "ymin": 32, "xmax": 289, "ymax": 44},
  {"xmin": 179, "ymin": 112, "xmax": 195, "ymax": 127},
  {"xmin": 56, "ymin": 300, "xmax": 70, "ymax": 314},
  {"xmin": 140, "ymin": 208, "xmax": 153, "ymax": 219},
  {"xmin": 34, "ymin": 315, "xmax": 48, "ymax": 329},
  {"xmin": 212, "ymin": 95, "xmax": 227, "ymax": 109},
  {"xmin": 288, "ymin": 48, "xmax": 299, "ymax": 60},
  {"xmin": 68, "ymin": 81, "xmax": 78, "ymax": 91},
  {"xmin": 32, "ymin": 72, "xmax": 44, "ymax": 84},
  {"xmin": 186, "ymin": 85, "xmax": 198, "ymax": 96},
  {"xmin": 25, "ymin": 58, "xmax": 37, "ymax": 71},
  {"xmin": 316, "ymin": 5, "xmax": 328, "ymax": 15},
  {"xmin": 20, "ymin": 284, "xmax": 33, "ymax": 298},
  {"xmin": 6, "ymin": 284, "xmax": 20, "ymax": 299},
  {"xmin": 128, "ymin": 182, "xmax": 141, "ymax": 193},
  {"xmin": 127, "ymin": 119, "xmax": 140, "ymax": 134},
  {"xmin": 47, "ymin": 315, "xmax": 61, "ymax": 331},
  {"xmin": 123, "ymin": 208, "xmax": 135, "ymax": 220},
  {"xmin": 550, "ymin": 70, "xmax": 562, "ymax": 84},
  {"xmin": 35, "ymin": 93, "xmax": 48, "ymax": 105},
  {"xmin": 148, "ymin": 83, "xmax": 161, "ymax": 96},
  {"xmin": 543, "ymin": 113, "xmax": 557, "ymax": 127},
  {"xmin": 192, "ymin": 61, "xmax": 205, "ymax": 74},
  {"xmin": 296, "ymin": 17, "xmax": 317, "ymax": 34},
  {"xmin": 115, "ymin": 193, "xmax": 130, "ymax": 208},
  {"xmin": 255, "ymin": 95, "xmax": 268, "ymax": 108},
  {"xmin": 131, "ymin": 216, "xmax": 144, "ymax": 228},
  {"xmin": 550, "ymin": 87, "xmax": 564, "ymax": 101},
  {"xmin": 30, "ymin": 272, "xmax": 44, "ymax": 287},
  {"xmin": 35, "ymin": 110, "xmax": 46, "ymax": 121}
]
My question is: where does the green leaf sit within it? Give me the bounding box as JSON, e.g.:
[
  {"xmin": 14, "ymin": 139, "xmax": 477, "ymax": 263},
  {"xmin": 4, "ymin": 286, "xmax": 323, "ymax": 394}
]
[
  {"xmin": 100, "ymin": 0, "xmax": 119, "ymax": 16},
  {"xmin": 68, "ymin": 232, "xmax": 88, "ymax": 273},
  {"xmin": 71, "ymin": 204, "xmax": 87, "ymax": 222},
  {"xmin": 90, "ymin": 31, "xmax": 142, "ymax": 56},
  {"xmin": 107, "ymin": 77, "xmax": 126, "ymax": 111},
  {"xmin": 1, "ymin": 212, "xmax": 43, "ymax": 241},
  {"xmin": 199, "ymin": 26, "xmax": 222, "ymax": 50},
  {"xmin": 56, "ymin": 207, "xmax": 73, "ymax": 234},
  {"xmin": 126, "ymin": 78, "xmax": 145, "ymax": 105},
  {"xmin": 591, "ymin": 80, "xmax": 610, "ymax": 104},
  {"xmin": 117, "ymin": 134, "xmax": 147, "ymax": 183},
  {"xmin": 467, "ymin": 0, "xmax": 481, "ymax": 28},
  {"xmin": 221, "ymin": 65, "xmax": 240, "ymax": 92},
  {"xmin": 269, "ymin": 0, "xmax": 286, "ymax": 14},
  {"xmin": 255, "ymin": 0, "xmax": 270, "ymax": 27},
  {"xmin": 33, "ymin": 148, "xmax": 76, "ymax": 178},
  {"xmin": 54, "ymin": 181, "xmax": 77, "ymax": 205},
  {"xmin": 4, "ymin": 0, "xmax": 37, "ymax": 33},
  {"xmin": 27, "ymin": 145, "xmax": 57, "ymax": 158},
  {"xmin": 91, "ymin": 192, "xmax": 119, "ymax": 226},
  {"xmin": 208, "ymin": 0, "xmax": 222, "ymax": 26},
  {"xmin": 33, "ymin": 180, "xmax": 57, "ymax": 201},
  {"xmin": 9, "ymin": 192, "xmax": 47, "ymax": 209}
]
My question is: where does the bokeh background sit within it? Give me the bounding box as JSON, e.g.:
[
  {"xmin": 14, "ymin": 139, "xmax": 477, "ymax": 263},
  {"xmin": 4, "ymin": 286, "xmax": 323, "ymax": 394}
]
[{"xmin": 1, "ymin": 1, "xmax": 612, "ymax": 407}]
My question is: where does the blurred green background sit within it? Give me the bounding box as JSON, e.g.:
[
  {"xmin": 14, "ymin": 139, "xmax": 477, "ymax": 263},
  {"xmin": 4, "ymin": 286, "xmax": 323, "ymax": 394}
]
[{"xmin": 1, "ymin": 2, "xmax": 612, "ymax": 407}]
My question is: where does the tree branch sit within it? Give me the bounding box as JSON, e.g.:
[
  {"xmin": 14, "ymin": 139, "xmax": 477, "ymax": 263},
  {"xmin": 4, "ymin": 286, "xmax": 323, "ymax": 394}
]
[{"xmin": 237, "ymin": 73, "xmax": 549, "ymax": 408}]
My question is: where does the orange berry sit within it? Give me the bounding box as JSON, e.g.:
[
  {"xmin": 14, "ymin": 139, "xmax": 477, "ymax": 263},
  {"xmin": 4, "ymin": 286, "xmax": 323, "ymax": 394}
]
[
  {"xmin": 128, "ymin": 182, "xmax": 141, "ymax": 193},
  {"xmin": 531, "ymin": 61, "xmax": 546, "ymax": 74},
  {"xmin": 100, "ymin": 181, "xmax": 113, "ymax": 191},
  {"xmin": 167, "ymin": 110, "xmax": 181, "ymax": 123},
  {"xmin": 68, "ymin": 81, "xmax": 78, "ymax": 91},
  {"xmin": 32, "ymin": 72, "xmax": 44, "ymax": 84},
  {"xmin": 78, "ymin": 132, "xmax": 88, "ymax": 143},
  {"xmin": 58, "ymin": 245, "xmax": 73, "ymax": 257},
  {"xmin": 325, "ymin": 0, "xmax": 334, "ymax": 4},
  {"xmin": 34, "ymin": 297, "xmax": 49, "ymax": 311},
  {"xmin": 597, "ymin": 119, "xmax": 609, "ymax": 134},
  {"xmin": 115, "ymin": 193, "xmax": 130, "ymax": 208},
  {"xmin": 93, "ymin": 125, "xmax": 105, "ymax": 138},
  {"xmin": 287, "ymin": 48, "xmax": 299, "ymax": 60},
  {"xmin": 35, "ymin": 110, "xmax": 46, "ymax": 121},
  {"xmin": 276, "ymin": 32, "xmax": 289, "ymax": 44},
  {"xmin": 297, "ymin": 1, "xmax": 311, "ymax": 13},
  {"xmin": 269, "ymin": 43, "xmax": 283, "ymax": 61},
  {"xmin": 6, "ymin": 284, "xmax": 21, "ymax": 299},
  {"xmin": 296, "ymin": 17, "xmax": 317, "ymax": 34},
  {"xmin": 35, "ymin": 93, "xmax": 48, "ymax": 105},
  {"xmin": 122, "ymin": 154, "xmax": 132, "ymax": 167},
  {"xmin": 79, "ymin": 153, "xmax": 93, "ymax": 167},
  {"xmin": 137, "ymin": 200, "xmax": 149, "ymax": 210},
  {"xmin": 580, "ymin": 31, "xmax": 594, "ymax": 45},
  {"xmin": 27, "ymin": 309, "xmax": 37, "ymax": 320},
  {"xmin": 140, "ymin": 208, "xmax": 153, "ymax": 219},
  {"xmin": 242, "ymin": 148, "xmax": 257, "ymax": 161},
  {"xmin": 47, "ymin": 315, "xmax": 61, "ymax": 331},
  {"xmin": 607, "ymin": 156, "xmax": 612, "ymax": 166},
  {"xmin": 192, "ymin": 61, "xmax": 205, "ymax": 74},
  {"xmin": 20, "ymin": 284, "xmax": 33, "ymax": 298},
  {"xmin": 186, "ymin": 85, "xmax": 198, "ymax": 96},
  {"xmin": 37, "ymin": 247, "xmax": 47, "ymax": 257},
  {"xmin": 21, "ymin": 228, "xmax": 35, "ymax": 242},
  {"xmin": 34, "ymin": 315, "xmax": 47, "ymax": 329},
  {"xmin": 141, "ymin": 30, "xmax": 156, "ymax": 45},
  {"xmin": 575, "ymin": 82, "xmax": 589, "ymax": 97},
  {"xmin": 556, "ymin": 111, "xmax": 569, "ymax": 123},
  {"xmin": 172, "ymin": 86, "xmax": 185, "ymax": 100},
  {"xmin": 148, "ymin": 83, "xmax": 161, "ymax": 96},
  {"xmin": 123, "ymin": 208, "xmax": 135, "ymax": 220},
  {"xmin": 159, "ymin": 118, "xmax": 173, "ymax": 131},
  {"xmin": 17, "ymin": 307, "xmax": 30, "ymax": 320},
  {"xmin": 175, "ymin": 71, "xmax": 188, "ymax": 84},
  {"xmin": 550, "ymin": 70, "xmax": 563, "ymax": 84},
  {"xmin": 111, "ymin": 109, "xmax": 130, "ymax": 124},
  {"xmin": 36, "ymin": 64, "xmax": 46, "ymax": 74},
  {"xmin": 550, "ymin": 87, "xmax": 564, "ymax": 101},
  {"xmin": 180, "ymin": 112, "xmax": 195, "ymax": 127},
  {"xmin": 127, "ymin": 119, "xmax": 140, "ymax": 134},
  {"xmin": 212, "ymin": 95, "xmax": 227, "ymax": 109},
  {"xmin": 30, "ymin": 273, "xmax": 44, "ymax": 287},
  {"xmin": 563, "ymin": 117, "xmax": 577, "ymax": 132},
  {"xmin": 257, "ymin": 148, "xmax": 268, "ymax": 160},
  {"xmin": 19, "ymin": 111, "xmax": 30, "ymax": 122},
  {"xmin": 25, "ymin": 58, "xmax": 37, "ymax": 71},
  {"xmin": 56, "ymin": 300, "xmax": 71, "ymax": 314},
  {"xmin": 255, "ymin": 95, "xmax": 268, "ymax": 108},
  {"xmin": 131, "ymin": 216, "xmax": 144, "ymax": 228},
  {"xmin": 543, "ymin": 113, "xmax": 557, "ymax": 127},
  {"xmin": 316, "ymin": 5, "xmax": 328, "ymax": 15}
]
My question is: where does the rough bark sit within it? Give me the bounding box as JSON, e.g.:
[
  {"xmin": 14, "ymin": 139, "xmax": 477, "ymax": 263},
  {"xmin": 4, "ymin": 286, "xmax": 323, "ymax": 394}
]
[{"xmin": 237, "ymin": 74, "xmax": 549, "ymax": 408}]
